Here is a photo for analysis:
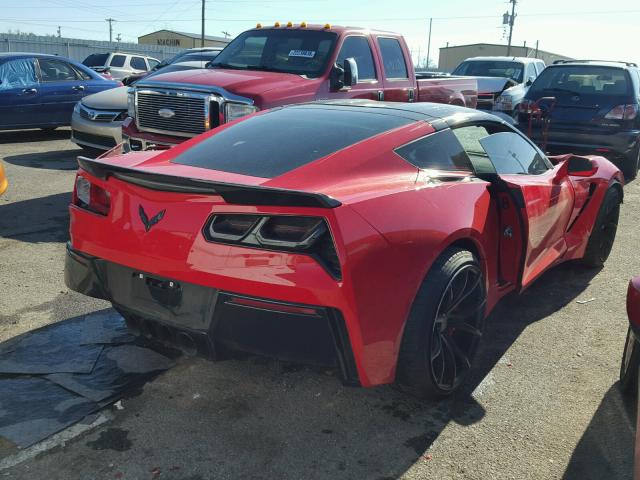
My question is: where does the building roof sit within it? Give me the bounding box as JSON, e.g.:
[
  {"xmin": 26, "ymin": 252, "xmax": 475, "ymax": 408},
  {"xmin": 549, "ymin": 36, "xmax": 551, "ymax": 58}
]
[
  {"xmin": 439, "ymin": 42, "xmax": 568, "ymax": 58},
  {"xmin": 139, "ymin": 29, "xmax": 231, "ymax": 43}
]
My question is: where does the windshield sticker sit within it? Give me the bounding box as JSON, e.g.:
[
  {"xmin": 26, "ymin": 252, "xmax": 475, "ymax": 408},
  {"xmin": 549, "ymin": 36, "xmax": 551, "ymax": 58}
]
[{"xmin": 288, "ymin": 50, "xmax": 316, "ymax": 58}]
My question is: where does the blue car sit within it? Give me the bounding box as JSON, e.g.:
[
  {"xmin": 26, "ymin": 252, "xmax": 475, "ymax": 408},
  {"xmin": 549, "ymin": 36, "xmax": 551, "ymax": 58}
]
[{"xmin": 0, "ymin": 53, "xmax": 121, "ymax": 131}]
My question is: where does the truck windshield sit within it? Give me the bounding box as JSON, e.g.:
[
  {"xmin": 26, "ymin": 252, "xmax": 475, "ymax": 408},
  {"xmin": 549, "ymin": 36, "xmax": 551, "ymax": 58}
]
[
  {"xmin": 210, "ymin": 29, "xmax": 338, "ymax": 78},
  {"xmin": 453, "ymin": 61, "xmax": 524, "ymax": 83}
]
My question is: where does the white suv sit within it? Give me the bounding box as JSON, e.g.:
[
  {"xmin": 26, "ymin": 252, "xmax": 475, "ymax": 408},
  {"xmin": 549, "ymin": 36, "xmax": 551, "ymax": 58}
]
[{"xmin": 82, "ymin": 52, "xmax": 160, "ymax": 80}]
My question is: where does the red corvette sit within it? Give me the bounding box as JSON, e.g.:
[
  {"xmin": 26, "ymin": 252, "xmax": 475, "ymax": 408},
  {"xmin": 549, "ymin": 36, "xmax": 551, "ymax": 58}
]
[{"xmin": 65, "ymin": 101, "xmax": 623, "ymax": 399}]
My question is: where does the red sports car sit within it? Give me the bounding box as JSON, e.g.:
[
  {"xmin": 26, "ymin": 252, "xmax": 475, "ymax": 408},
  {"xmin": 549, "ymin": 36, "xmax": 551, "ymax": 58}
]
[
  {"xmin": 65, "ymin": 101, "xmax": 623, "ymax": 399},
  {"xmin": 620, "ymin": 277, "xmax": 640, "ymax": 395}
]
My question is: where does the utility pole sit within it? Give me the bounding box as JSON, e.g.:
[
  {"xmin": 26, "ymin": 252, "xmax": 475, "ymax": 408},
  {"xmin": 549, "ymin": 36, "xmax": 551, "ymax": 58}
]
[
  {"xmin": 534, "ymin": 40, "xmax": 539, "ymax": 59},
  {"xmin": 506, "ymin": 0, "xmax": 516, "ymax": 56},
  {"xmin": 106, "ymin": 18, "xmax": 115, "ymax": 43},
  {"xmin": 201, "ymin": 0, "xmax": 205, "ymax": 47},
  {"xmin": 221, "ymin": 30, "xmax": 230, "ymax": 39},
  {"xmin": 116, "ymin": 33, "xmax": 122, "ymax": 43},
  {"xmin": 426, "ymin": 17, "xmax": 432, "ymax": 71},
  {"xmin": 57, "ymin": 26, "xmax": 61, "ymax": 38}
]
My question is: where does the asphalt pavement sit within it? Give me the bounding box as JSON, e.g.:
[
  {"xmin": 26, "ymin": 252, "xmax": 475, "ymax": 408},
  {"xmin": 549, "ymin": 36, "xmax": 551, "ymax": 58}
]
[{"xmin": 0, "ymin": 128, "xmax": 636, "ymax": 479}]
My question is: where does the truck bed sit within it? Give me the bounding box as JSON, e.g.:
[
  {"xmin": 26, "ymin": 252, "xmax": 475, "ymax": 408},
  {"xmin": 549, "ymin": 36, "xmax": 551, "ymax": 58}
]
[{"xmin": 415, "ymin": 75, "xmax": 478, "ymax": 109}]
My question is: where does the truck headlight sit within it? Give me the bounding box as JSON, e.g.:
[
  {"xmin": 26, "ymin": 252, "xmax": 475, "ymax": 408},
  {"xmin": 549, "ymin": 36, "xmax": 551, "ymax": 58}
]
[
  {"xmin": 495, "ymin": 95, "xmax": 514, "ymax": 110},
  {"xmin": 224, "ymin": 103, "xmax": 258, "ymax": 123},
  {"xmin": 127, "ymin": 88, "xmax": 136, "ymax": 118}
]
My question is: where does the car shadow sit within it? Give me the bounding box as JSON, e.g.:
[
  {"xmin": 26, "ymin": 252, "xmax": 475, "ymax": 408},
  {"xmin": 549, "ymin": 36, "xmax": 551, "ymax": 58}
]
[
  {"xmin": 0, "ymin": 129, "xmax": 71, "ymax": 145},
  {"xmin": 3, "ymin": 149, "xmax": 80, "ymax": 171},
  {"xmin": 0, "ymin": 191, "xmax": 70, "ymax": 243},
  {"xmin": 562, "ymin": 383, "xmax": 635, "ymax": 480}
]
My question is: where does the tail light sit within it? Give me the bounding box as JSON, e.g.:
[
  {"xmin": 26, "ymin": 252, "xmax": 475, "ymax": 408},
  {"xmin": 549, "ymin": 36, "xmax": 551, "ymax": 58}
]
[
  {"xmin": 204, "ymin": 214, "xmax": 341, "ymax": 279},
  {"xmin": 519, "ymin": 100, "xmax": 535, "ymax": 114},
  {"xmin": 604, "ymin": 104, "xmax": 638, "ymax": 120},
  {"xmin": 73, "ymin": 175, "xmax": 110, "ymax": 216}
]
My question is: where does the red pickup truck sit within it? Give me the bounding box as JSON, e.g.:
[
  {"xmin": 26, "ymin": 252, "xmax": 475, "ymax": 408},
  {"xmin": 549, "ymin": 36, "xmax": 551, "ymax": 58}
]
[{"xmin": 122, "ymin": 24, "xmax": 477, "ymax": 150}]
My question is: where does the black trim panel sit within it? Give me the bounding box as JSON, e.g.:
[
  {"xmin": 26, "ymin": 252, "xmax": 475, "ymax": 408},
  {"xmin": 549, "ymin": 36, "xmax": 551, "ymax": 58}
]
[{"xmin": 77, "ymin": 156, "xmax": 342, "ymax": 208}]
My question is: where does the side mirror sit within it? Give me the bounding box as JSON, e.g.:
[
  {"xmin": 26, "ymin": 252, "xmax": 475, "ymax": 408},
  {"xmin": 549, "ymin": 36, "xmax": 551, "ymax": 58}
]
[
  {"xmin": 557, "ymin": 155, "xmax": 598, "ymax": 177},
  {"xmin": 343, "ymin": 57, "xmax": 358, "ymax": 87},
  {"xmin": 525, "ymin": 75, "xmax": 535, "ymax": 86},
  {"xmin": 329, "ymin": 58, "xmax": 358, "ymax": 91}
]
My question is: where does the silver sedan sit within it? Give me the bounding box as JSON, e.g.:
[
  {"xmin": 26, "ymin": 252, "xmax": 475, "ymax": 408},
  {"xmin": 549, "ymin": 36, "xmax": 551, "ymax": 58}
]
[{"xmin": 71, "ymin": 86, "xmax": 128, "ymax": 154}]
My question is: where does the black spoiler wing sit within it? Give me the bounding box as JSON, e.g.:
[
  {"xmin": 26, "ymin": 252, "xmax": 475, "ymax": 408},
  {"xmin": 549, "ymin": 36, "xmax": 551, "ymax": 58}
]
[{"xmin": 77, "ymin": 157, "xmax": 341, "ymax": 209}]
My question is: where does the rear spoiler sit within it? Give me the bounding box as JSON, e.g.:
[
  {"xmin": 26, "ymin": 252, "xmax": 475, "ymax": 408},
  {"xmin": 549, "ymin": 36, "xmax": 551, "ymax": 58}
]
[{"xmin": 77, "ymin": 157, "xmax": 341, "ymax": 209}]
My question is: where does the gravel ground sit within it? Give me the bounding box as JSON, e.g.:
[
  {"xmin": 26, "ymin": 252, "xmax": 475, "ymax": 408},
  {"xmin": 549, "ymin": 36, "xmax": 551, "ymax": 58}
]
[{"xmin": 0, "ymin": 129, "xmax": 636, "ymax": 479}]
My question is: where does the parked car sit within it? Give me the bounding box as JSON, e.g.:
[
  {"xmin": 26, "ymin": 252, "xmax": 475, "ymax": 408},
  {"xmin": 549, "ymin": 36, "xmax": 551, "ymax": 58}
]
[
  {"xmin": 619, "ymin": 276, "xmax": 640, "ymax": 395},
  {"xmin": 71, "ymin": 86, "xmax": 128, "ymax": 153},
  {"xmin": 72, "ymin": 51, "xmax": 224, "ymax": 154},
  {"xmin": 66, "ymin": 100, "xmax": 622, "ymax": 399},
  {"xmin": 122, "ymin": 48, "xmax": 222, "ymax": 86},
  {"xmin": 0, "ymin": 53, "xmax": 121, "ymax": 131},
  {"xmin": 0, "ymin": 160, "xmax": 7, "ymax": 196},
  {"xmin": 82, "ymin": 52, "xmax": 160, "ymax": 81},
  {"xmin": 519, "ymin": 60, "xmax": 640, "ymax": 179},
  {"xmin": 452, "ymin": 56, "xmax": 546, "ymax": 116},
  {"xmin": 122, "ymin": 24, "xmax": 478, "ymax": 151}
]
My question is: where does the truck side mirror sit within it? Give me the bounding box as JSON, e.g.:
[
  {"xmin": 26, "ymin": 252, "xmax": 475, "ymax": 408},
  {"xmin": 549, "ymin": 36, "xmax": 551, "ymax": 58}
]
[
  {"xmin": 343, "ymin": 57, "xmax": 358, "ymax": 87},
  {"xmin": 329, "ymin": 58, "xmax": 358, "ymax": 91}
]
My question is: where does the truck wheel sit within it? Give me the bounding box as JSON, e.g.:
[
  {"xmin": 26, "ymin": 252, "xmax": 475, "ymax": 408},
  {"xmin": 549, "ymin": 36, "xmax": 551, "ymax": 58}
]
[
  {"xmin": 620, "ymin": 327, "xmax": 640, "ymax": 396},
  {"xmin": 622, "ymin": 144, "xmax": 640, "ymax": 181},
  {"xmin": 581, "ymin": 187, "xmax": 620, "ymax": 267},
  {"xmin": 396, "ymin": 248, "xmax": 486, "ymax": 400}
]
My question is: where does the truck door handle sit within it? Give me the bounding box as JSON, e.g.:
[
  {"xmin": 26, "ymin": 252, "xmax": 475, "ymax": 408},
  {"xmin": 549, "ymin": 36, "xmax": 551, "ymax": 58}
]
[
  {"xmin": 72, "ymin": 85, "xmax": 85, "ymax": 92},
  {"xmin": 22, "ymin": 88, "xmax": 37, "ymax": 95},
  {"xmin": 377, "ymin": 90, "xmax": 384, "ymax": 101},
  {"xmin": 408, "ymin": 89, "xmax": 415, "ymax": 102}
]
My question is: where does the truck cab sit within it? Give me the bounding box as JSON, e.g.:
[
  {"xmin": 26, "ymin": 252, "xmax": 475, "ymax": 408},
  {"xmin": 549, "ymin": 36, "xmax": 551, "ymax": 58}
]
[{"xmin": 123, "ymin": 24, "xmax": 476, "ymax": 150}]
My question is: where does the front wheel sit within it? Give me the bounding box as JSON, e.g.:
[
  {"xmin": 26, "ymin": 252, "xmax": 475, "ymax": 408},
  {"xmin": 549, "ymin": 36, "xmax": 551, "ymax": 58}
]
[
  {"xmin": 619, "ymin": 327, "xmax": 640, "ymax": 396},
  {"xmin": 581, "ymin": 187, "xmax": 621, "ymax": 267},
  {"xmin": 396, "ymin": 248, "xmax": 486, "ymax": 400}
]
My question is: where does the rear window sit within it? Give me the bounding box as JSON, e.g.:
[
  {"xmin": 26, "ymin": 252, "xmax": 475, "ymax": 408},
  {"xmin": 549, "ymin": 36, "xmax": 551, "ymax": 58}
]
[
  {"xmin": 529, "ymin": 65, "xmax": 630, "ymax": 97},
  {"xmin": 172, "ymin": 106, "xmax": 413, "ymax": 178},
  {"xmin": 395, "ymin": 129, "xmax": 472, "ymax": 172},
  {"xmin": 82, "ymin": 53, "xmax": 109, "ymax": 67}
]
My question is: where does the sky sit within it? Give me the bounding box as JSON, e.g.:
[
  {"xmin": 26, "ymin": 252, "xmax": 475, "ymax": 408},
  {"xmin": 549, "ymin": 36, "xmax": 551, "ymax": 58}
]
[{"xmin": 2, "ymin": 0, "xmax": 640, "ymax": 67}]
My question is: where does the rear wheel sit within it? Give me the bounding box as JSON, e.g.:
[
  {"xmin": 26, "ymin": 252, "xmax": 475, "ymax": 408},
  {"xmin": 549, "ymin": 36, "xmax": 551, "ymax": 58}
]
[
  {"xmin": 396, "ymin": 248, "xmax": 486, "ymax": 400},
  {"xmin": 621, "ymin": 144, "xmax": 640, "ymax": 181},
  {"xmin": 620, "ymin": 327, "xmax": 640, "ymax": 396},
  {"xmin": 581, "ymin": 187, "xmax": 620, "ymax": 267}
]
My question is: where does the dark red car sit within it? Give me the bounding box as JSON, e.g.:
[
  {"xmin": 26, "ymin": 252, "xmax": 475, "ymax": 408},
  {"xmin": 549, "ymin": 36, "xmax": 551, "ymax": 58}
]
[
  {"xmin": 65, "ymin": 101, "xmax": 623, "ymax": 399},
  {"xmin": 620, "ymin": 277, "xmax": 640, "ymax": 394}
]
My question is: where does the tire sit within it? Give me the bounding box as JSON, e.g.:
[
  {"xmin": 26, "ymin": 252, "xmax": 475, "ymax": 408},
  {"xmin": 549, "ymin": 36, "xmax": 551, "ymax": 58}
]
[
  {"xmin": 619, "ymin": 327, "xmax": 640, "ymax": 396},
  {"xmin": 396, "ymin": 248, "xmax": 486, "ymax": 400},
  {"xmin": 621, "ymin": 144, "xmax": 640, "ymax": 181},
  {"xmin": 581, "ymin": 187, "xmax": 621, "ymax": 267}
]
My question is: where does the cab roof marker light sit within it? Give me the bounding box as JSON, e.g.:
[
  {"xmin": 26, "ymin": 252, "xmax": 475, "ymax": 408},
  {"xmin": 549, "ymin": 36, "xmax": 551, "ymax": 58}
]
[
  {"xmin": 324, "ymin": 23, "xmax": 331, "ymax": 29},
  {"xmin": 300, "ymin": 21, "xmax": 307, "ymax": 27},
  {"xmin": 286, "ymin": 21, "xmax": 293, "ymax": 27},
  {"xmin": 256, "ymin": 23, "xmax": 262, "ymax": 28},
  {"xmin": 274, "ymin": 21, "xmax": 280, "ymax": 27}
]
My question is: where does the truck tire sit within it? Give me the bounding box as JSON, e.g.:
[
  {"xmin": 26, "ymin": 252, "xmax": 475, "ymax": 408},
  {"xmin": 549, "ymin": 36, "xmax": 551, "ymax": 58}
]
[
  {"xmin": 581, "ymin": 187, "xmax": 620, "ymax": 267},
  {"xmin": 396, "ymin": 248, "xmax": 486, "ymax": 400},
  {"xmin": 622, "ymin": 144, "xmax": 640, "ymax": 181},
  {"xmin": 620, "ymin": 327, "xmax": 640, "ymax": 396}
]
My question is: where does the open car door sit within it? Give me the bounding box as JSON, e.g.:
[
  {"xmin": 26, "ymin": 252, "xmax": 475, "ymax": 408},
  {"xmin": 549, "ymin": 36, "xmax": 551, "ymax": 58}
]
[{"xmin": 477, "ymin": 131, "xmax": 576, "ymax": 290}]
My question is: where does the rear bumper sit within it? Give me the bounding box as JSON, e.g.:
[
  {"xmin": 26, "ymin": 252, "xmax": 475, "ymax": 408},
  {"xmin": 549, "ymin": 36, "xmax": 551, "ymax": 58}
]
[
  {"xmin": 525, "ymin": 125, "xmax": 639, "ymax": 159},
  {"xmin": 64, "ymin": 243, "xmax": 360, "ymax": 385}
]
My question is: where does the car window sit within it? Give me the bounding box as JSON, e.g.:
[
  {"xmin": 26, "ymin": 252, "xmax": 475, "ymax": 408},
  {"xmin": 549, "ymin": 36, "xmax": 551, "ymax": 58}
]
[
  {"xmin": 110, "ymin": 55, "xmax": 126, "ymax": 67},
  {"xmin": 172, "ymin": 105, "xmax": 413, "ymax": 178},
  {"xmin": 395, "ymin": 129, "xmax": 473, "ymax": 172},
  {"xmin": 336, "ymin": 36, "xmax": 376, "ymax": 81},
  {"xmin": 479, "ymin": 131, "xmax": 549, "ymax": 175},
  {"xmin": 452, "ymin": 125, "xmax": 491, "ymax": 166},
  {"xmin": 525, "ymin": 63, "xmax": 537, "ymax": 82},
  {"xmin": 130, "ymin": 57, "xmax": 148, "ymax": 71},
  {"xmin": 536, "ymin": 62, "xmax": 546, "ymax": 75},
  {"xmin": 148, "ymin": 59, "xmax": 160, "ymax": 69},
  {"xmin": 529, "ymin": 65, "xmax": 630, "ymax": 97},
  {"xmin": 82, "ymin": 53, "xmax": 109, "ymax": 67},
  {"xmin": 38, "ymin": 59, "xmax": 80, "ymax": 82},
  {"xmin": 0, "ymin": 58, "xmax": 38, "ymax": 90},
  {"xmin": 377, "ymin": 37, "xmax": 408, "ymax": 79}
]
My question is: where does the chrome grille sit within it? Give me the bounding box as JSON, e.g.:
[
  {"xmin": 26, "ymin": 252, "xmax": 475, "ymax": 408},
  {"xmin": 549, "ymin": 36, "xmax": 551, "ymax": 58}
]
[
  {"xmin": 79, "ymin": 105, "xmax": 122, "ymax": 122},
  {"xmin": 136, "ymin": 90, "xmax": 210, "ymax": 137}
]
